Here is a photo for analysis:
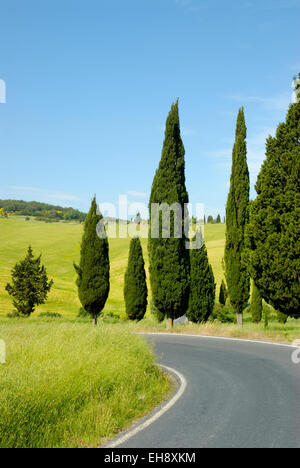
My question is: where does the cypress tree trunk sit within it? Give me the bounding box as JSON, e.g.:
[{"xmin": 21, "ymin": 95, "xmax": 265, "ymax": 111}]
[
  {"xmin": 167, "ymin": 318, "xmax": 174, "ymax": 330},
  {"xmin": 248, "ymin": 76, "xmax": 300, "ymax": 318},
  {"xmin": 236, "ymin": 313, "xmax": 243, "ymax": 328},
  {"xmin": 225, "ymin": 108, "xmax": 250, "ymax": 327},
  {"xmin": 74, "ymin": 197, "xmax": 110, "ymax": 326},
  {"xmin": 148, "ymin": 101, "xmax": 190, "ymax": 329}
]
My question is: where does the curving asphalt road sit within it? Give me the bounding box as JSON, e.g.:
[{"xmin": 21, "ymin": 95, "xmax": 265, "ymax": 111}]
[{"xmin": 119, "ymin": 334, "xmax": 300, "ymax": 449}]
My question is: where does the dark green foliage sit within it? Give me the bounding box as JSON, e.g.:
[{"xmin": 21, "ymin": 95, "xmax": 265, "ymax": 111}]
[
  {"xmin": 148, "ymin": 101, "xmax": 190, "ymax": 326},
  {"xmin": 247, "ymin": 87, "xmax": 300, "ymax": 318},
  {"xmin": 39, "ymin": 312, "xmax": 62, "ymax": 319},
  {"xmin": 77, "ymin": 307, "xmax": 89, "ymax": 318},
  {"xmin": 0, "ymin": 199, "xmax": 86, "ymax": 222},
  {"xmin": 219, "ymin": 279, "xmax": 228, "ymax": 306},
  {"xmin": 277, "ymin": 311, "xmax": 288, "ymax": 325},
  {"xmin": 212, "ymin": 304, "xmax": 236, "ymax": 324},
  {"xmin": 6, "ymin": 310, "xmax": 21, "ymax": 319},
  {"xmin": 264, "ymin": 307, "xmax": 270, "ymax": 329},
  {"xmin": 124, "ymin": 237, "xmax": 148, "ymax": 321},
  {"xmin": 225, "ymin": 108, "xmax": 250, "ymax": 325},
  {"xmin": 250, "ymin": 281, "xmax": 263, "ymax": 323},
  {"xmin": 150, "ymin": 298, "xmax": 165, "ymax": 323},
  {"xmin": 216, "ymin": 214, "xmax": 221, "ymax": 224},
  {"xmin": 74, "ymin": 197, "xmax": 110, "ymax": 325},
  {"xmin": 207, "ymin": 215, "xmax": 214, "ymax": 224},
  {"xmin": 6, "ymin": 246, "xmax": 53, "ymax": 317},
  {"xmin": 188, "ymin": 238, "xmax": 216, "ymax": 323}
]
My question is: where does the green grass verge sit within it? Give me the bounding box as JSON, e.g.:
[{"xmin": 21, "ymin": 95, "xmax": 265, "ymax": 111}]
[
  {"xmin": 0, "ymin": 319, "xmax": 170, "ymax": 448},
  {"xmin": 128, "ymin": 315, "xmax": 300, "ymax": 344}
]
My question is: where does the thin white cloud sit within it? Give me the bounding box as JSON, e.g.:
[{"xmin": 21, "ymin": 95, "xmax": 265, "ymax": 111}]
[
  {"xmin": 6, "ymin": 186, "xmax": 80, "ymax": 203},
  {"xmin": 205, "ymin": 126, "xmax": 276, "ymax": 184},
  {"xmin": 174, "ymin": 0, "xmax": 206, "ymax": 12},
  {"xmin": 225, "ymin": 93, "xmax": 291, "ymax": 112},
  {"xmin": 127, "ymin": 190, "xmax": 148, "ymax": 199}
]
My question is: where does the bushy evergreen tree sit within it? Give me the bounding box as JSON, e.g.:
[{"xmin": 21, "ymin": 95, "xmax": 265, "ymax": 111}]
[
  {"xmin": 124, "ymin": 237, "xmax": 148, "ymax": 321},
  {"xmin": 188, "ymin": 236, "xmax": 216, "ymax": 323},
  {"xmin": 248, "ymin": 78, "xmax": 300, "ymax": 318},
  {"xmin": 216, "ymin": 214, "xmax": 221, "ymax": 224},
  {"xmin": 250, "ymin": 281, "xmax": 262, "ymax": 323},
  {"xmin": 6, "ymin": 246, "xmax": 53, "ymax": 316},
  {"xmin": 148, "ymin": 101, "xmax": 190, "ymax": 328},
  {"xmin": 219, "ymin": 279, "xmax": 228, "ymax": 306},
  {"xmin": 74, "ymin": 197, "xmax": 110, "ymax": 326},
  {"xmin": 225, "ymin": 108, "xmax": 250, "ymax": 327}
]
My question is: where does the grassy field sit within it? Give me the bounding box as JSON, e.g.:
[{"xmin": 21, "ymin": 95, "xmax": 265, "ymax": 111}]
[
  {"xmin": 0, "ymin": 319, "xmax": 170, "ymax": 448},
  {"xmin": 0, "ymin": 217, "xmax": 225, "ymax": 317},
  {"xmin": 0, "ymin": 217, "xmax": 299, "ymax": 344}
]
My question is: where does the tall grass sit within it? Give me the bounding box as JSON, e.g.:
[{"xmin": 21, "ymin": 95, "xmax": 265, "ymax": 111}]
[{"xmin": 0, "ymin": 320, "xmax": 170, "ymax": 448}]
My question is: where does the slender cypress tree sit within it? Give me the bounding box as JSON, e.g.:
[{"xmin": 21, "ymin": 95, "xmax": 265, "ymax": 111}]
[
  {"xmin": 248, "ymin": 76, "xmax": 300, "ymax": 318},
  {"xmin": 74, "ymin": 197, "xmax": 110, "ymax": 326},
  {"xmin": 148, "ymin": 101, "xmax": 190, "ymax": 329},
  {"xmin": 250, "ymin": 281, "xmax": 262, "ymax": 323},
  {"xmin": 225, "ymin": 108, "xmax": 250, "ymax": 327},
  {"xmin": 124, "ymin": 237, "xmax": 148, "ymax": 321},
  {"xmin": 219, "ymin": 279, "xmax": 228, "ymax": 306},
  {"xmin": 188, "ymin": 236, "xmax": 216, "ymax": 323}
]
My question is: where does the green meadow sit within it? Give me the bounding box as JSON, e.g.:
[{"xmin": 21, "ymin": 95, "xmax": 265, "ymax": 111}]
[
  {"xmin": 0, "ymin": 320, "xmax": 170, "ymax": 448},
  {"xmin": 0, "ymin": 216, "xmax": 225, "ymax": 317}
]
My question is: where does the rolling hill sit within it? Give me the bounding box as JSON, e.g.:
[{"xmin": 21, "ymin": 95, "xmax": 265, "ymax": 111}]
[{"xmin": 0, "ymin": 216, "xmax": 225, "ymax": 317}]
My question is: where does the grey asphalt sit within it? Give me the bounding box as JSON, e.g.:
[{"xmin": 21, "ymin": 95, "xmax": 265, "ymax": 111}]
[{"xmin": 120, "ymin": 334, "xmax": 300, "ymax": 448}]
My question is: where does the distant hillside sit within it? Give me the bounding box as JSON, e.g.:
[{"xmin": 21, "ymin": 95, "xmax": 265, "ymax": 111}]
[{"xmin": 0, "ymin": 199, "xmax": 86, "ymax": 222}]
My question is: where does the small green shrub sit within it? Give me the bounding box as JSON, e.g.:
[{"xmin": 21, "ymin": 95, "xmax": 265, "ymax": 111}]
[
  {"xmin": 277, "ymin": 311, "xmax": 288, "ymax": 325},
  {"xmin": 6, "ymin": 310, "xmax": 21, "ymax": 319},
  {"xmin": 212, "ymin": 304, "xmax": 236, "ymax": 324},
  {"xmin": 39, "ymin": 312, "xmax": 62, "ymax": 319}
]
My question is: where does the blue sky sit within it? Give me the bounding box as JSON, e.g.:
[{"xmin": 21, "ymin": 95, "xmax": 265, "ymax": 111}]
[{"xmin": 0, "ymin": 0, "xmax": 299, "ymax": 217}]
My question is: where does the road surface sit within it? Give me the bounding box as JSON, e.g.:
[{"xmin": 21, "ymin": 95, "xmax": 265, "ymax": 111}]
[{"xmin": 118, "ymin": 334, "xmax": 300, "ymax": 448}]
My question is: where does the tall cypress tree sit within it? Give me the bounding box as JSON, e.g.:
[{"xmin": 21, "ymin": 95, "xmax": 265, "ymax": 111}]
[
  {"xmin": 250, "ymin": 281, "xmax": 262, "ymax": 323},
  {"xmin": 225, "ymin": 108, "xmax": 250, "ymax": 327},
  {"xmin": 188, "ymin": 236, "xmax": 216, "ymax": 323},
  {"xmin": 248, "ymin": 76, "xmax": 300, "ymax": 318},
  {"xmin": 74, "ymin": 197, "xmax": 110, "ymax": 326},
  {"xmin": 148, "ymin": 101, "xmax": 190, "ymax": 329},
  {"xmin": 124, "ymin": 237, "xmax": 148, "ymax": 321}
]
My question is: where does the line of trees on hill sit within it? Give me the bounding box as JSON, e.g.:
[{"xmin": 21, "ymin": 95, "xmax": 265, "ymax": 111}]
[{"xmin": 0, "ymin": 199, "xmax": 86, "ymax": 222}]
